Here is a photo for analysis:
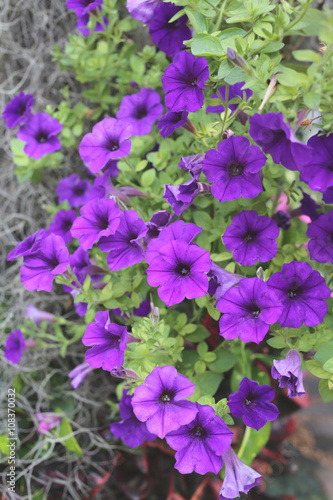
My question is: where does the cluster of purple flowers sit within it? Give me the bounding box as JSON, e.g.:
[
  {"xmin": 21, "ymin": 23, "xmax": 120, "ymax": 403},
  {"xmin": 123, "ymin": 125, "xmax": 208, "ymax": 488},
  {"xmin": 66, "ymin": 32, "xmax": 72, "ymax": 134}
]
[{"xmin": 66, "ymin": 0, "xmax": 109, "ymax": 36}]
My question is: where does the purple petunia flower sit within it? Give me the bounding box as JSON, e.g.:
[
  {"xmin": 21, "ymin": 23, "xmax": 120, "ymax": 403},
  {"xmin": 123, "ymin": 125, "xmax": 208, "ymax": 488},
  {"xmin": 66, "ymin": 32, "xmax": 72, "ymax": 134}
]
[
  {"xmin": 149, "ymin": 3, "xmax": 191, "ymax": 58},
  {"xmin": 228, "ymin": 378, "xmax": 279, "ymax": 431},
  {"xmin": 2, "ymin": 92, "xmax": 34, "ymax": 129},
  {"xmin": 272, "ymin": 210, "xmax": 291, "ymax": 230},
  {"xmin": 70, "ymin": 198, "xmax": 120, "ymax": 250},
  {"xmin": 5, "ymin": 330, "xmax": 26, "ymax": 364},
  {"xmin": 17, "ymin": 112, "xmax": 62, "ymax": 160},
  {"xmin": 249, "ymin": 112, "xmax": 311, "ymax": 172},
  {"xmin": 208, "ymin": 262, "xmax": 242, "ymax": 302},
  {"xmin": 20, "ymin": 234, "xmax": 69, "ymax": 292},
  {"xmin": 223, "ymin": 210, "xmax": 279, "ymax": 266},
  {"xmin": 99, "ymin": 209, "xmax": 148, "ymax": 271},
  {"xmin": 164, "ymin": 181, "xmax": 210, "ymax": 216},
  {"xmin": 156, "ymin": 110, "xmax": 188, "ymax": 138},
  {"xmin": 79, "ymin": 118, "xmax": 132, "ymax": 173},
  {"xmin": 307, "ymin": 211, "xmax": 333, "ymax": 264},
  {"xmin": 126, "ymin": 0, "xmax": 160, "ymax": 23},
  {"xmin": 70, "ymin": 290, "xmax": 89, "ymax": 317},
  {"xmin": 116, "ymin": 88, "xmax": 163, "ymax": 136},
  {"xmin": 271, "ymin": 350, "xmax": 305, "ymax": 398},
  {"xmin": 179, "ymin": 153, "xmax": 204, "ymax": 180},
  {"xmin": 162, "ymin": 51, "xmax": 209, "ymax": 113},
  {"xmin": 49, "ymin": 209, "xmax": 77, "ymax": 245},
  {"xmin": 165, "ymin": 403, "xmax": 233, "ymax": 475},
  {"xmin": 323, "ymin": 187, "xmax": 333, "ymax": 204},
  {"xmin": 68, "ymin": 362, "xmax": 94, "ymax": 389},
  {"xmin": 145, "ymin": 220, "xmax": 202, "ymax": 264},
  {"xmin": 7, "ymin": 228, "xmax": 46, "ymax": 261},
  {"xmin": 267, "ymin": 261, "xmax": 330, "ymax": 328},
  {"xmin": 219, "ymin": 447, "xmax": 261, "ymax": 500},
  {"xmin": 145, "ymin": 210, "xmax": 174, "ymax": 241},
  {"xmin": 206, "ymin": 82, "xmax": 253, "ymax": 114},
  {"xmin": 299, "ymin": 191, "xmax": 321, "ymax": 222},
  {"xmin": 26, "ymin": 304, "xmax": 55, "ymax": 325},
  {"xmin": 218, "ymin": 278, "xmax": 282, "ymax": 344},
  {"xmin": 66, "ymin": 0, "xmax": 103, "ymax": 16},
  {"xmin": 56, "ymin": 174, "xmax": 92, "ymax": 207},
  {"xmin": 202, "ymin": 136, "xmax": 265, "ymax": 203},
  {"xmin": 300, "ymin": 133, "xmax": 333, "ymax": 193},
  {"xmin": 82, "ymin": 311, "xmax": 129, "ymax": 371},
  {"xmin": 147, "ymin": 239, "xmax": 211, "ymax": 306},
  {"xmin": 132, "ymin": 365, "xmax": 197, "ymax": 438},
  {"xmin": 76, "ymin": 11, "xmax": 109, "ymax": 35},
  {"xmin": 35, "ymin": 412, "xmax": 62, "ymax": 435},
  {"xmin": 111, "ymin": 389, "xmax": 157, "ymax": 448},
  {"xmin": 68, "ymin": 247, "xmax": 91, "ymax": 284}
]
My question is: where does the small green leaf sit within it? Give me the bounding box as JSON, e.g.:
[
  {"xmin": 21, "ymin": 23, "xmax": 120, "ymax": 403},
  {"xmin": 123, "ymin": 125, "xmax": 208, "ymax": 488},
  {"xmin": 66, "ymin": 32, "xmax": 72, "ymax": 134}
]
[
  {"xmin": 266, "ymin": 336, "xmax": 286, "ymax": 348},
  {"xmin": 293, "ymin": 50, "xmax": 321, "ymax": 63},
  {"xmin": 209, "ymin": 350, "xmax": 237, "ymax": 373},
  {"xmin": 304, "ymin": 90, "xmax": 321, "ymax": 110},
  {"xmin": 315, "ymin": 341, "xmax": 333, "ymax": 364},
  {"xmin": 191, "ymin": 34, "xmax": 223, "ymax": 56},
  {"xmin": 195, "ymin": 360, "xmax": 206, "ymax": 374},
  {"xmin": 238, "ymin": 423, "xmax": 271, "ymax": 466},
  {"xmin": 318, "ymin": 379, "xmax": 333, "ymax": 403},
  {"xmin": 323, "ymin": 358, "xmax": 333, "ymax": 374},
  {"xmin": 141, "ymin": 169, "xmax": 156, "ymax": 187},
  {"xmin": 305, "ymin": 360, "xmax": 332, "ymax": 379},
  {"xmin": 56, "ymin": 416, "xmax": 82, "ymax": 457},
  {"xmin": 194, "ymin": 371, "xmax": 223, "ymax": 397}
]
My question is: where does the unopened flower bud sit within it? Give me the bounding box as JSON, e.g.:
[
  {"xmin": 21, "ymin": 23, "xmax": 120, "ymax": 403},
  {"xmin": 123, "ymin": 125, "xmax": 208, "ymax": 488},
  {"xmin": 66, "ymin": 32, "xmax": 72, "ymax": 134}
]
[
  {"xmin": 227, "ymin": 48, "xmax": 247, "ymax": 69},
  {"xmin": 258, "ymin": 74, "xmax": 278, "ymax": 111}
]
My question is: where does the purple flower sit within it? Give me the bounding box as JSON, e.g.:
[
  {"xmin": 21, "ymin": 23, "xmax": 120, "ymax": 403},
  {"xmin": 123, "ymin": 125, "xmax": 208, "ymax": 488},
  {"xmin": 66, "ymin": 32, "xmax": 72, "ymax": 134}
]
[
  {"xmin": 218, "ymin": 278, "xmax": 283, "ymax": 344},
  {"xmin": 179, "ymin": 153, "xmax": 204, "ymax": 180},
  {"xmin": 307, "ymin": 211, "xmax": 333, "ymax": 263},
  {"xmin": 7, "ymin": 229, "xmax": 46, "ymax": 261},
  {"xmin": 116, "ymin": 88, "xmax": 163, "ymax": 136},
  {"xmin": 70, "ymin": 198, "xmax": 120, "ymax": 250},
  {"xmin": 79, "ymin": 118, "xmax": 132, "ymax": 173},
  {"xmin": 249, "ymin": 112, "xmax": 311, "ymax": 172},
  {"xmin": 202, "ymin": 136, "xmax": 265, "ymax": 203},
  {"xmin": 206, "ymin": 82, "xmax": 253, "ymax": 114},
  {"xmin": 149, "ymin": 3, "xmax": 191, "ymax": 58},
  {"xmin": 35, "ymin": 412, "xmax": 62, "ymax": 434},
  {"xmin": 164, "ymin": 180, "xmax": 201, "ymax": 216},
  {"xmin": 2, "ymin": 92, "xmax": 34, "ymax": 129},
  {"xmin": 20, "ymin": 234, "xmax": 69, "ymax": 292},
  {"xmin": 165, "ymin": 403, "xmax": 233, "ymax": 475},
  {"xmin": 82, "ymin": 311, "xmax": 129, "ymax": 371},
  {"xmin": 26, "ymin": 305, "xmax": 55, "ymax": 325},
  {"xmin": 145, "ymin": 220, "xmax": 202, "ymax": 264},
  {"xmin": 126, "ymin": 0, "xmax": 160, "ymax": 23},
  {"xmin": 156, "ymin": 110, "xmax": 188, "ymax": 138},
  {"xmin": 99, "ymin": 210, "xmax": 148, "ymax": 271},
  {"xmin": 323, "ymin": 187, "xmax": 333, "ymax": 204},
  {"xmin": 301, "ymin": 133, "xmax": 333, "ymax": 193},
  {"xmin": 228, "ymin": 378, "xmax": 279, "ymax": 431},
  {"xmin": 299, "ymin": 191, "xmax": 321, "ymax": 222},
  {"xmin": 132, "ymin": 365, "xmax": 197, "ymax": 438},
  {"xmin": 271, "ymin": 350, "xmax": 305, "ymax": 398},
  {"xmin": 111, "ymin": 389, "xmax": 157, "ymax": 448},
  {"xmin": 208, "ymin": 262, "xmax": 242, "ymax": 302},
  {"xmin": 68, "ymin": 362, "xmax": 94, "ymax": 389},
  {"xmin": 71, "ymin": 290, "xmax": 89, "ymax": 317},
  {"xmin": 56, "ymin": 174, "xmax": 92, "ymax": 207},
  {"xmin": 69, "ymin": 247, "xmax": 91, "ymax": 284},
  {"xmin": 147, "ymin": 239, "xmax": 211, "ymax": 306},
  {"xmin": 66, "ymin": 0, "xmax": 103, "ymax": 16},
  {"xmin": 76, "ymin": 12, "xmax": 109, "ymax": 35},
  {"xmin": 162, "ymin": 51, "xmax": 209, "ymax": 112},
  {"xmin": 5, "ymin": 330, "xmax": 26, "ymax": 364},
  {"xmin": 17, "ymin": 112, "xmax": 62, "ymax": 160},
  {"xmin": 267, "ymin": 261, "xmax": 330, "ymax": 328},
  {"xmin": 272, "ymin": 210, "xmax": 291, "ymax": 230},
  {"xmin": 223, "ymin": 210, "xmax": 279, "ymax": 266},
  {"xmin": 49, "ymin": 209, "xmax": 77, "ymax": 245},
  {"xmin": 145, "ymin": 210, "xmax": 174, "ymax": 241},
  {"xmin": 219, "ymin": 447, "xmax": 261, "ymax": 500}
]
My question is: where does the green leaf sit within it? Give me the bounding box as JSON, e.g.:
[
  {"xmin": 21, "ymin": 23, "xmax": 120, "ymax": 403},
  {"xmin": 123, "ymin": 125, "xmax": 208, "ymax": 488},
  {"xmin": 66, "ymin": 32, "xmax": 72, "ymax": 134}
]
[
  {"xmin": 191, "ymin": 34, "xmax": 223, "ymax": 56},
  {"xmin": 304, "ymin": 90, "xmax": 321, "ymax": 110},
  {"xmin": 197, "ymin": 341, "xmax": 208, "ymax": 357},
  {"xmin": 305, "ymin": 360, "xmax": 332, "ymax": 379},
  {"xmin": 266, "ymin": 336, "xmax": 286, "ymax": 348},
  {"xmin": 238, "ymin": 423, "xmax": 271, "ymax": 466},
  {"xmin": 135, "ymin": 160, "xmax": 148, "ymax": 172},
  {"xmin": 277, "ymin": 68, "xmax": 308, "ymax": 87},
  {"xmin": 203, "ymin": 352, "xmax": 217, "ymax": 363},
  {"xmin": 141, "ymin": 169, "xmax": 156, "ymax": 187},
  {"xmin": 184, "ymin": 8, "xmax": 208, "ymax": 33},
  {"xmin": 293, "ymin": 50, "xmax": 321, "ymax": 63},
  {"xmin": 186, "ymin": 325, "xmax": 210, "ymax": 342},
  {"xmin": 0, "ymin": 434, "xmax": 9, "ymax": 455},
  {"xmin": 318, "ymin": 379, "xmax": 333, "ymax": 403},
  {"xmin": 315, "ymin": 341, "xmax": 333, "ymax": 364},
  {"xmin": 218, "ymin": 59, "xmax": 233, "ymax": 80},
  {"xmin": 56, "ymin": 416, "xmax": 82, "ymax": 457},
  {"xmin": 194, "ymin": 371, "xmax": 223, "ymax": 397},
  {"xmin": 209, "ymin": 350, "xmax": 237, "ymax": 373},
  {"xmin": 323, "ymin": 358, "xmax": 333, "ymax": 374},
  {"xmin": 195, "ymin": 360, "xmax": 206, "ymax": 374}
]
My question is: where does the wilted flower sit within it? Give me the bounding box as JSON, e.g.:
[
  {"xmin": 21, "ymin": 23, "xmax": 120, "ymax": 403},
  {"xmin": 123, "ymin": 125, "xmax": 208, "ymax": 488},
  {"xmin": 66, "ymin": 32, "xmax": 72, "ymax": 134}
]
[
  {"xmin": 271, "ymin": 350, "xmax": 305, "ymax": 398},
  {"xmin": 68, "ymin": 362, "xmax": 94, "ymax": 389},
  {"xmin": 219, "ymin": 447, "xmax": 261, "ymax": 500}
]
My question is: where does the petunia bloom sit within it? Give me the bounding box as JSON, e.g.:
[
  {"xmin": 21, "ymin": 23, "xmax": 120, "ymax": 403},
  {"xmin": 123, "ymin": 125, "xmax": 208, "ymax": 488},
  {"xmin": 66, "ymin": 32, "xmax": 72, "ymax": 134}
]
[
  {"xmin": 56, "ymin": 174, "xmax": 92, "ymax": 207},
  {"xmin": 249, "ymin": 112, "xmax": 311, "ymax": 172},
  {"xmin": 219, "ymin": 447, "xmax": 261, "ymax": 500},
  {"xmin": 208, "ymin": 263, "xmax": 242, "ymax": 302},
  {"xmin": 132, "ymin": 365, "xmax": 197, "ymax": 438},
  {"xmin": 79, "ymin": 118, "xmax": 132, "ymax": 173},
  {"xmin": 111, "ymin": 389, "xmax": 157, "ymax": 448},
  {"xmin": 267, "ymin": 261, "xmax": 330, "ymax": 328},
  {"xmin": 82, "ymin": 311, "xmax": 129, "ymax": 371},
  {"xmin": 162, "ymin": 51, "xmax": 209, "ymax": 113},
  {"xmin": 206, "ymin": 82, "xmax": 253, "ymax": 114},
  {"xmin": 68, "ymin": 362, "xmax": 94, "ymax": 389},
  {"xmin": 7, "ymin": 229, "xmax": 46, "ymax": 261},
  {"xmin": 165, "ymin": 403, "xmax": 233, "ymax": 475},
  {"xmin": 164, "ymin": 180, "xmax": 210, "ymax": 216},
  {"xmin": 70, "ymin": 198, "xmax": 120, "ymax": 250},
  {"xmin": 66, "ymin": 0, "xmax": 103, "ymax": 16},
  {"xmin": 49, "ymin": 209, "xmax": 77, "ymax": 245},
  {"xmin": 76, "ymin": 12, "xmax": 109, "ymax": 35},
  {"xmin": 20, "ymin": 234, "xmax": 69, "ymax": 292},
  {"xmin": 300, "ymin": 133, "xmax": 333, "ymax": 193},
  {"xmin": 307, "ymin": 211, "xmax": 333, "ymax": 264},
  {"xmin": 271, "ymin": 350, "xmax": 305, "ymax": 398},
  {"xmin": 26, "ymin": 305, "xmax": 55, "ymax": 325},
  {"xmin": 149, "ymin": 3, "xmax": 191, "ymax": 58},
  {"xmin": 156, "ymin": 110, "xmax": 188, "ymax": 138},
  {"xmin": 223, "ymin": 210, "xmax": 279, "ymax": 266},
  {"xmin": 218, "ymin": 278, "xmax": 282, "ymax": 344},
  {"xmin": 17, "ymin": 112, "xmax": 62, "ymax": 160},
  {"xmin": 99, "ymin": 209, "xmax": 148, "ymax": 271},
  {"xmin": 5, "ymin": 330, "xmax": 26, "ymax": 364},
  {"xmin": 35, "ymin": 412, "xmax": 62, "ymax": 435},
  {"xmin": 202, "ymin": 135, "xmax": 265, "ymax": 203},
  {"xmin": 2, "ymin": 92, "xmax": 34, "ymax": 129},
  {"xmin": 116, "ymin": 88, "xmax": 163, "ymax": 136},
  {"xmin": 145, "ymin": 210, "xmax": 174, "ymax": 242},
  {"xmin": 228, "ymin": 378, "xmax": 279, "ymax": 430},
  {"xmin": 126, "ymin": 0, "xmax": 160, "ymax": 23},
  {"xmin": 147, "ymin": 239, "xmax": 211, "ymax": 306},
  {"xmin": 179, "ymin": 153, "xmax": 204, "ymax": 180}
]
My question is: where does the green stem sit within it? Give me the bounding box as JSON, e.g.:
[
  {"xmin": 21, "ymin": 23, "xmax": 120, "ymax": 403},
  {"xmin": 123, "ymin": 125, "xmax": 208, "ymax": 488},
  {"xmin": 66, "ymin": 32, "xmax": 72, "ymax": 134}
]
[
  {"xmin": 214, "ymin": 0, "xmax": 229, "ymax": 31},
  {"xmin": 285, "ymin": 1, "xmax": 311, "ymax": 32},
  {"xmin": 237, "ymin": 425, "xmax": 251, "ymax": 459}
]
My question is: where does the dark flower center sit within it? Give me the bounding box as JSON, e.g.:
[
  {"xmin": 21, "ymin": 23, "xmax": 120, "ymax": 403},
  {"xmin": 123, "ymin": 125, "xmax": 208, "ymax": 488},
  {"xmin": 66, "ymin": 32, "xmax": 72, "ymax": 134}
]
[
  {"xmin": 288, "ymin": 290, "xmax": 297, "ymax": 298},
  {"xmin": 244, "ymin": 233, "xmax": 254, "ymax": 242},
  {"xmin": 83, "ymin": 0, "xmax": 95, "ymax": 5},
  {"xmin": 36, "ymin": 131, "xmax": 49, "ymax": 143},
  {"xmin": 73, "ymin": 186, "xmax": 85, "ymax": 196},
  {"xmin": 228, "ymin": 161, "xmax": 244, "ymax": 176},
  {"xmin": 95, "ymin": 214, "xmax": 110, "ymax": 230},
  {"xmin": 160, "ymin": 392, "xmax": 171, "ymax": 403},
  {"xmin": 176, "ymin": 263, "xmax": 191, "ymax": 276},
  {"xmin": 134, "ymin": 104, "xmax": 148, "ymax": 120},
  {"xmin": 186, "ymin": 75, "xmax": 197, "ymax": 87},
  {"xmin": 249, "ymin": 303, "xmax": 261, "ymax": 318},
  {"xmin": 18, "ymin": 103, "xmax": 27, "ymax": 115},
  {"xmin": 105, "ymin": 137, "xmax": 119, "ymax": 152},
  {"xmin": 194, "ymin": 426, "xmax": 203, "ymax": 437},
  {"xmin": 245, "ymin": 399, "xmax": 254, "ymax": 406},
  {"xmin": 62, "ymin": 219, "xmax": 73, "ymax": 231}
]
